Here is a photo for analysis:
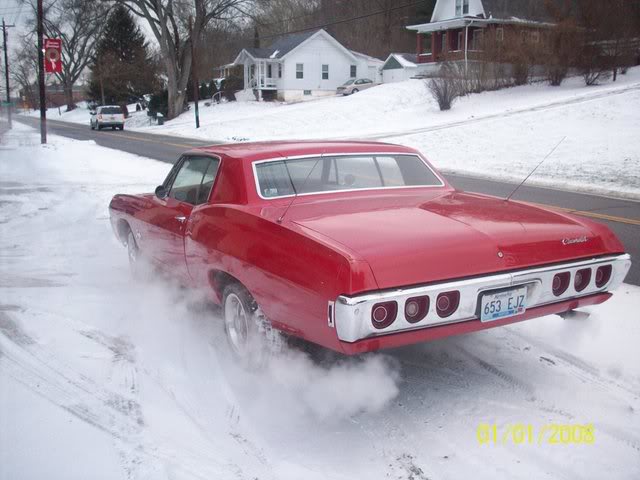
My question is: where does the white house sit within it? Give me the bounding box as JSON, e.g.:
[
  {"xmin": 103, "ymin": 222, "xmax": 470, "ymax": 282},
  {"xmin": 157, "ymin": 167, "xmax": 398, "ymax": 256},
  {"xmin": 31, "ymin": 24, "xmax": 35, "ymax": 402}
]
[{"xmin": 231, "ymin": 29, "xmax": 383, "ymax": 102}]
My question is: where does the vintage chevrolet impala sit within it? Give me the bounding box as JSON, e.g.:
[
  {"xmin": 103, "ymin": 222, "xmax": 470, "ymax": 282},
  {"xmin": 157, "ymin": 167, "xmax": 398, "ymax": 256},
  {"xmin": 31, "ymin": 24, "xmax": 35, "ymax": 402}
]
[{"xmin": 109, "ymin": 141, "xmax": 631, "ymax": 359}]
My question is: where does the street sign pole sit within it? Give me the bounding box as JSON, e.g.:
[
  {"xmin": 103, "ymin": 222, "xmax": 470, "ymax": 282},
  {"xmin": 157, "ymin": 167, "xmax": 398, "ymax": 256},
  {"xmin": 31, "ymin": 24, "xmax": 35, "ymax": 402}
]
[
  {"xmin": 37, "ymin": 0, "xmax": 46, "ymax": 144},
  {"xmin": 189, "ymin": 16, "xmax": 200, "ymax": 129},
  {"xmin": 2, "ymin": 18, "xmax": 14, "ymax": 129}
]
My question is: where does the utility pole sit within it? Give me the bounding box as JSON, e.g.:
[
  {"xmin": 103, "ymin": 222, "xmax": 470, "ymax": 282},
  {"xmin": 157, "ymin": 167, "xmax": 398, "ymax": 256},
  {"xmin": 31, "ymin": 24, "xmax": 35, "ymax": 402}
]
[
  {"xmin": 189, "ymin": 16, "xmax": 200, "ymax": 129},
  {"xmin": 37, "ymin": 0, "xmax": 46, "ymax": 143},
  {"xmin": 2, "ymin": 18, "xmax": 14, "ymax": 129}
]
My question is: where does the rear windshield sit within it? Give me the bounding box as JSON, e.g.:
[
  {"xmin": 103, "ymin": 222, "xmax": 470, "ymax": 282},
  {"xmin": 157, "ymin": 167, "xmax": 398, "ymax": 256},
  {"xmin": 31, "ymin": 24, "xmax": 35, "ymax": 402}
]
[
  {"xmin": 100, "ymin": 107, "xmax": 122, "ymax": 114},
  {"xmin": 255, "ymin": 154, "xmax": 443, "ymax": 198}
]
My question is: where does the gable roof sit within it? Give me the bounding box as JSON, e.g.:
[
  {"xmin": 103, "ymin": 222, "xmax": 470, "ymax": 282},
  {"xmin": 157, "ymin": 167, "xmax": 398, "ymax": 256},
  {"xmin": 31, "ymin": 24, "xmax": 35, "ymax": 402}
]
[
  {"xmin": 481, "ymin": 0, "xmax": 562, "ymax": 23},
  {"xmin": 383, "ymin": 53, "xmax": 418, "ymax": 69},
  {"xmin": 236, "ymin": 29, "xmax": 361, "ymax": 63}
]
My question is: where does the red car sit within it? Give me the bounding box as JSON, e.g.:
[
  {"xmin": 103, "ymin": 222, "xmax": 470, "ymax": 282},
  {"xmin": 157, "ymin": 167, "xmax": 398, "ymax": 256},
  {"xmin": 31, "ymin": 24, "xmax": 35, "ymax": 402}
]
[{"xmin": 109, "ymin": 141, "xmax": 631, "ymax": 360}]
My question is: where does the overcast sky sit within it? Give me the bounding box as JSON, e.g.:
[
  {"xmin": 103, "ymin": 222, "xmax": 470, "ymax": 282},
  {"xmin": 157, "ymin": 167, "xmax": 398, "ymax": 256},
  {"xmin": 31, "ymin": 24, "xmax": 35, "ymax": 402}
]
[{"xmin": 1, "ymin": 0, "xmax": 30, "ymax": 55}]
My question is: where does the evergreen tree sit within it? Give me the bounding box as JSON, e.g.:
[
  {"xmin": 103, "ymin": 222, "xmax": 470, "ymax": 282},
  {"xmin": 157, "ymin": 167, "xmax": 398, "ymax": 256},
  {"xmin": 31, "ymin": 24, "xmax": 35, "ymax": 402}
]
[{"xmin": 88, "ymin": 5, "xmax": 158, "ymax": 105}]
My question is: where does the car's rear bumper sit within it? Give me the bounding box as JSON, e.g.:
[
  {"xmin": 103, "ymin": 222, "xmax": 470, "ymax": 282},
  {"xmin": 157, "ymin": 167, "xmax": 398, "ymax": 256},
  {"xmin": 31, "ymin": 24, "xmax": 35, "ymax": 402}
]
[
  {"xmin": 98, "ymin": 121, "xmax": 124, "ymax": 127},
  {"xmin": 332, "ymin": 254, "xmax": 631, "ymax": 352},
  {"xmin": 338, "ymin": 291, "xmax": 611, "ymax": 354}
]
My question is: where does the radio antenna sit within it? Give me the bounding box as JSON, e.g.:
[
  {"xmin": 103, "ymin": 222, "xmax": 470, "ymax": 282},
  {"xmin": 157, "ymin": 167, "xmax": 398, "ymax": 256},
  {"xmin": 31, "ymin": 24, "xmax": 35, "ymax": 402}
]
[
  {"xmin": 277, "ymin": 154, "xmax": 324, "ymax": 224},
  {"xmin": 504, "ymin": 136, "xmax": 566, "ymax": 202}
]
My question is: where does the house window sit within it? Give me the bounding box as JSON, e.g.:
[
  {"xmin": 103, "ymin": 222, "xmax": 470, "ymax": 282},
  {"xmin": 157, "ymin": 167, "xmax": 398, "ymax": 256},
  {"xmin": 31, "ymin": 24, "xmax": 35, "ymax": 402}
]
[
  {"xmin": 472, "ymin": 29, "xmax": 484, "ymax": 50},
  {"xmin": 421, "ymin": 33, "xmax": 432, "ymax": 54},
  {"xmin": 278, "ymin": 63, "xmax": 282, "ymax": 78},
  {"xmin": 303, "ymin": 90, "xmax": 311, "ymax": 96},
  {"xmin": 322, "ymin": 64, "xmax": 329, "ymax": 80},
  {"xmin": 296, "ymin": 63, "xmax": 304, "ymax": 79},
  {"xmin": 496, "ymin": 27, "xmax": 504, "ymax": 42},
  {"xmin": 520, "ymin": 30, "xmax": 527, "ymax": 44},
  {"xmin": 350, "ymin": 65, "xmax": 357, "ymax": 77},
  {"xmin": 267, "ymin": 64, "xmax": 272, "ymax": 78},
  {"xmin": 456, "ymin": 31, "xmax": 464, "ymax": 51},
  {"xmin": 442, "ymin": 32, "xmax": 448, "ymax": 52},
  {"xmin": 455, "ymin": 0, "xmax": 469, "ymax": 16},
  {"xmin": 531, "ymin": 31, "xmax": 540, "ymax": 44}
]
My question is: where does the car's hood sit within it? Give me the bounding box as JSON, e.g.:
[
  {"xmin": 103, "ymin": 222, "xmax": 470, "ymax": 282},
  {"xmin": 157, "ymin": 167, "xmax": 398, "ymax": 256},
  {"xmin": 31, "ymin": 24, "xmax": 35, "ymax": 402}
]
[{"xmin": 290, "ymin": 191, "xmax": 620, "ymax": 289}]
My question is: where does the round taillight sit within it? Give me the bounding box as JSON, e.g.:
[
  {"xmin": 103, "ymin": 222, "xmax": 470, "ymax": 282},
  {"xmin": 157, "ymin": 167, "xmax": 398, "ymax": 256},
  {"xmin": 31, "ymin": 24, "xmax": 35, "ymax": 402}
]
[
  {"xmin": 574, "ymin": 268, "xmax": 591, "ymax": 292},
  {"xmin": 595, "ymin": 265, "xmax": 612, "ymax": 288},
  {"xmin": 552, "ymin": 272, "xmax": 570, "ymax": 296},
  {"xmin": 404, "ymin": 296, "xmax": 429, "ymax": 324},
  {"xmin": 371, "ymin": 301, "xmax": 397, "ymax": 329},
  {"xmin": 436, "ymin": 291, "xmax": 460, "ymax": 318}
]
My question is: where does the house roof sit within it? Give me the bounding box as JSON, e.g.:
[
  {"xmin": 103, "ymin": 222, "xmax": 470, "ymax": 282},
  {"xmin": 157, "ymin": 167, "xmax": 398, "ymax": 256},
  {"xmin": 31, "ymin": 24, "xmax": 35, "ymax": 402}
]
[
  {"xmin": 243, "ymin": 30, "xmax": 320, "ymax": 60},
  {"xmin": 481, "ymin": 0, "xmax": 562, "ymax": 23},
  {"xmin": 383, "ymin": 53, "xmax": 418, "ymax": 68},
  {"xmin": 408, "ymin": 0, "xmax": 564, "ymax": 32}
]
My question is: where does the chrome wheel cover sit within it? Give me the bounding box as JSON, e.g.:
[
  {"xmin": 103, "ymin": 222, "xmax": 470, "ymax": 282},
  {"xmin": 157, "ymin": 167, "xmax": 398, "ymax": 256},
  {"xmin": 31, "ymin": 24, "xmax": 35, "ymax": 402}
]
[
  {"xmin": 127, "ymin": 231, "xmax": 138, "ymax": 266},
  {"xmin": 224, "ymin": 293, "xmax": 250, "ymax": 357}
]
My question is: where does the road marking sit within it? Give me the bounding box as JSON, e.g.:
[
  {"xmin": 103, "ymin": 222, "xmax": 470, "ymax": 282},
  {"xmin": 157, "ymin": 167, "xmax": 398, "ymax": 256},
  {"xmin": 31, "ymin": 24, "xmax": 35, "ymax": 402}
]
[{"xmin": 529, "ymin": 202, "xmax": 640, "ymax": 226}]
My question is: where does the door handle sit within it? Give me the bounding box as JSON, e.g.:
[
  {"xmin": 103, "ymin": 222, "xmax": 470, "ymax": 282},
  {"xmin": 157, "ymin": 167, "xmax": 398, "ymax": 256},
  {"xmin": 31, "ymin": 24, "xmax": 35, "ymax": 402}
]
[{"xmin": 175, "ymin": 215, "xmax": 187, "ymax": 223}]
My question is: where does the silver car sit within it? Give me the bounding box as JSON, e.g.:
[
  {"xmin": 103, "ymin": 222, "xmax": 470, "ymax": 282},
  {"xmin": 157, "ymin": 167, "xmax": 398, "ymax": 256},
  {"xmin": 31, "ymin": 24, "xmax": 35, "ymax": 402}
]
[
  {"xmin": 337, "ymin": 78, "xmax": 376, "ymax": 95},
  {"xmin": 90, "ymin": 105, "xmax": 125, "ymax": 131}
]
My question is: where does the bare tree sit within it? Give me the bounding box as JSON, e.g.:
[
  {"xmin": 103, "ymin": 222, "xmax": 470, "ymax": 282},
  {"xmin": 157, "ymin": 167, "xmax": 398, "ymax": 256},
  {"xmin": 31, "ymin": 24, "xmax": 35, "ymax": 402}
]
[
  {"xmin": 22, "ymin": 0, "xmax": 108, "ymax": 111},
  {"xmin": 117, "ymin": 0, "xmax": 250, "ymax": 120}
]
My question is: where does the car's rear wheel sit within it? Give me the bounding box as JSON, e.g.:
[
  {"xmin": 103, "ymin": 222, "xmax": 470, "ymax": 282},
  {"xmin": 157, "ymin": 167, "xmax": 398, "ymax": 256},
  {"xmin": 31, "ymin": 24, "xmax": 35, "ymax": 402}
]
[
  {"xmin": 222, "ymin": 283, "xmax": 284, "ymax": 368},
  {"xmin": 126, "ymin": 229, "xmax": 142, "ymax": 278},
  {"xmin": 90, "ymin": 122, "xmax": 95, "ymax": 130}
]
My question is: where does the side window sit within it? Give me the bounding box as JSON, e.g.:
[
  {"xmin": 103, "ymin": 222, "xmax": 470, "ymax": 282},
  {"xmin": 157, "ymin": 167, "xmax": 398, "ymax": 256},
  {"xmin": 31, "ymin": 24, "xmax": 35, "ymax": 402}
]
[{"xmin": 168, "ymin": 156, "xmax": 220, "ymax": 205}]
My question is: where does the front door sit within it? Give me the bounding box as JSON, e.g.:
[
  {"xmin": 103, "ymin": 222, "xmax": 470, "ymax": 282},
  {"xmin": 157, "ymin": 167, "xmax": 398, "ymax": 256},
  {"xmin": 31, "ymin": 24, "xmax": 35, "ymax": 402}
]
[{"xmin": 146, "ymin": 155, "xmax": 220, "ymax": 281}]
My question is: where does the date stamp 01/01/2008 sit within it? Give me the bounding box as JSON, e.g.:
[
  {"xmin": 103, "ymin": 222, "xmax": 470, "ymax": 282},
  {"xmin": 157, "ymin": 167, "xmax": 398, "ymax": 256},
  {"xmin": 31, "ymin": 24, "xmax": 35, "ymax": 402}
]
[{"xmin": 477, "ymin": 423, "xmax": 595, "ymax": 446}]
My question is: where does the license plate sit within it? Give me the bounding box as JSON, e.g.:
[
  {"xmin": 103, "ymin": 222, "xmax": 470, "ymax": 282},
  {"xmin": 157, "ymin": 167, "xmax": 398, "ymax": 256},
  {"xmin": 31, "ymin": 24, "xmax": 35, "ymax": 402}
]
[{"xmin": 480, "ymin": 286, "xmax": 527, "ymax": 322}]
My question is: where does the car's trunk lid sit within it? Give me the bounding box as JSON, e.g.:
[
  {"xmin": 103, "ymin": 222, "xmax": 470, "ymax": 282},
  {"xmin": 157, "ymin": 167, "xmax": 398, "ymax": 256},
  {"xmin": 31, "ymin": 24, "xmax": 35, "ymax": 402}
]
[{"xmin": 290, "ymin": 191, "xmax": 606, "ymax": 289}]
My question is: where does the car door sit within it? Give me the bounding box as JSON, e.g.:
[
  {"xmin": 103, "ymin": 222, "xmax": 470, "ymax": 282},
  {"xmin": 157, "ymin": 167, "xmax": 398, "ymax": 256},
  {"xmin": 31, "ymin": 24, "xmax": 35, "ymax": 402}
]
[{"xmin": 146, "ymin": 155, "xmax": 220, "ymax": 281}]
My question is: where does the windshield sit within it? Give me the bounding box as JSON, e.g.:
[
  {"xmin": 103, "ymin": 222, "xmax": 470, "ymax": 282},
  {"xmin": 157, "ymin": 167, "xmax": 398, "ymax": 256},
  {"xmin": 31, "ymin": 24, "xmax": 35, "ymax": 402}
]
[
  {"xmin": 100, "ymin": 107, "xmax": 122, "ymax": 114},
  {"xmin": 255, "ymin": 154, "xmax": 443, "ymax": 198}
]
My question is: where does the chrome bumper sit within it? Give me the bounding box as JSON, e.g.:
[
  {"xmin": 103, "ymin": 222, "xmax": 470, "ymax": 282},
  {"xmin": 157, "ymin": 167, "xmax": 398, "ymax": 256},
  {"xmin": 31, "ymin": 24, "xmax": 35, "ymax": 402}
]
[{"xmin": 333, "ymin": 254, "xmax": 631, "ymax": 343}]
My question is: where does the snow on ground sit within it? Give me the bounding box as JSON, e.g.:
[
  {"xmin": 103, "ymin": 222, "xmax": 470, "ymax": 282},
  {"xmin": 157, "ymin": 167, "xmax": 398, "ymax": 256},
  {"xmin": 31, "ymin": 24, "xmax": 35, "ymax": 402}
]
[
  {"xmin": 24, "ymin": 101, "xmax": 152, "ymax": 129},
  {"xmin": 1, "ymin": 123, "xmax": 640, "ymax": 480}
]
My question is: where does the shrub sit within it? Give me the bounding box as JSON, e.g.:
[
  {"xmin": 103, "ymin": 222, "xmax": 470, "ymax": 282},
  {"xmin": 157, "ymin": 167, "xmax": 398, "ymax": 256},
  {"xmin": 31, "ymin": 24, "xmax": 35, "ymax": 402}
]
[{"xmin": 427, "ymin": 63, "xmax": 463, "ymax": 111}]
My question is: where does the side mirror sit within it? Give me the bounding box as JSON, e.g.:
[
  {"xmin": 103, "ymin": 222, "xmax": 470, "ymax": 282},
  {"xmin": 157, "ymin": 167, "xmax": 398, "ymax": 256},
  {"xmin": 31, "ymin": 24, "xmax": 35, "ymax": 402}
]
[{"xmin": 155, "ymin": 185, "xmax": 168, "ymax": 198}]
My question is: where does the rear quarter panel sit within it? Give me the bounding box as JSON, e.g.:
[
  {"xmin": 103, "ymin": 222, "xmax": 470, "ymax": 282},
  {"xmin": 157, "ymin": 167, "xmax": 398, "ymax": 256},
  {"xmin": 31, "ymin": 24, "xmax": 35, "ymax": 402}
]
[{"xmin": 185, "ymin": 204, "xmax": 377, "ymax": 351}]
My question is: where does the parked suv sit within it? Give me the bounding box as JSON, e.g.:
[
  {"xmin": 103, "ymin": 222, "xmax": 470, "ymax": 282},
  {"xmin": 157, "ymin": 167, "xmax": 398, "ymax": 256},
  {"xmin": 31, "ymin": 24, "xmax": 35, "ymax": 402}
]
[
  {"xmin": 90, "ymin": 106, "xmax": 125, "ymax": 131},
  {"xmin": 337, "ymin": 78, "xmax": 376, "ymax": 95}
]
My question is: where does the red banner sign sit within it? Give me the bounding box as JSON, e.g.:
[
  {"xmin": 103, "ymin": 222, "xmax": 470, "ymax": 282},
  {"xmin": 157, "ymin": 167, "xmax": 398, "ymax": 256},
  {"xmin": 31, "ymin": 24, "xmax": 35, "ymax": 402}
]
[{"xmin": 44, "ymin": 38, "xmax": 62, "ymax": 74}]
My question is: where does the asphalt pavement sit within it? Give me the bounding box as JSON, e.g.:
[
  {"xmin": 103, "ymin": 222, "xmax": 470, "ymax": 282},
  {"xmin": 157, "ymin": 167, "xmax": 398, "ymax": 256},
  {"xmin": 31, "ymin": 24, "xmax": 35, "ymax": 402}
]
[{"xmin": 15, "ymin": 115, "xmax": 640, "ymax": 285}]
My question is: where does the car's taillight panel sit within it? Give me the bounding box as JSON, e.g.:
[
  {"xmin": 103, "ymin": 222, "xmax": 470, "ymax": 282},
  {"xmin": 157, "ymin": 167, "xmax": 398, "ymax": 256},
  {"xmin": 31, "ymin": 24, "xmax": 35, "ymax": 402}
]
[
  {"xmin": 574, "ymin": 268, "xmax": 591, "ymax": 292},
  {"xmin": 552, "ymin": 272, "xmax": 570, "ymax": 296},
  {"xmin": 371, "ymin": 301, "xmax": 397, "ymax": 329},
  {"xmin": 595, "ymin": 265, "xmax": 612, "ymax": 288},
  {"xmin": 404, "ymin": 295, "xmax": 429, "ymax": 324},
  {"xmin": 436, "ymin": 291, "xmax": 460, "ymax": 318}
]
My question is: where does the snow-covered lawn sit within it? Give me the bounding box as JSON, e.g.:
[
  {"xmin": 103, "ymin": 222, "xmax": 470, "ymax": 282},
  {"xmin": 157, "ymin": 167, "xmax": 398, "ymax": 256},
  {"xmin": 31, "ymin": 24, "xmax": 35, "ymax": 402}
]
[
  {"xmin": 26, "ymin": 69, "xmax": 640, "ymax": 198},
  {"xmin": 1, "ymin": 123, "xmax": 639, "ymax": 479}
]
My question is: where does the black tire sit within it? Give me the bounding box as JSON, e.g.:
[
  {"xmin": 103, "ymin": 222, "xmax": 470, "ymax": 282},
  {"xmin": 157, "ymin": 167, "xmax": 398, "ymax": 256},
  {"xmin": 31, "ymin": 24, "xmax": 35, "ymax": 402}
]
[
  {"xmin": 97, "ymin": 125, "xmax": 102, "ymax": 130},
  {"xmin": 112, "ymin": 126, "xmax": 116, "ymax": 130},
  {"xmin": 90, "ymin": 122, "xmax": 95, "ymax": 130},
  {"xmin": 352, "ymin": 88, "xmax": 359, "ymax": 94},
  {"xmin": 222, "ymin": 282, "xmax": 283, "ymax": 368},
  {"xmin": 119, "ymin": 125, "xmax": 124, "ymax": 131}
]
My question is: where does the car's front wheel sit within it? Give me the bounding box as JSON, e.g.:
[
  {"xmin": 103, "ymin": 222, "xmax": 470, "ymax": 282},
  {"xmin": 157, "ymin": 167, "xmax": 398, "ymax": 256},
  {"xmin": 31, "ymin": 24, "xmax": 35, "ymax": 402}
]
[
  {"xmin": 223, "ymin": 283, "xmax": 284, "ymax": 368},
  {"xmin": 352, "ymin": 88, "xmax": 359, "ymax": 94}
]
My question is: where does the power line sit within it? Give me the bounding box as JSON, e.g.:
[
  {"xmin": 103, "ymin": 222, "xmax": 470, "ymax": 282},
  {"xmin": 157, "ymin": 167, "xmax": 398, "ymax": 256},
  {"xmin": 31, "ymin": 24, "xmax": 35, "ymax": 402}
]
[{"xmin": 256, "ymin": 0, "xmax": 431, "ymax": 42}]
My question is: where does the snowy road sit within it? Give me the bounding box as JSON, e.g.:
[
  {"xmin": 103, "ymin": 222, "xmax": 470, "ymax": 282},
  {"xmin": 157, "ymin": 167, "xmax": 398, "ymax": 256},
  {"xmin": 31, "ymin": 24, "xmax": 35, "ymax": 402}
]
[
  {"xmin": 1, "ymin": 124, "xmax": 640, "ymax": 480},
  {"xmin": 15, "ymin": 115, "xmax": 640, "ymax": 286}
]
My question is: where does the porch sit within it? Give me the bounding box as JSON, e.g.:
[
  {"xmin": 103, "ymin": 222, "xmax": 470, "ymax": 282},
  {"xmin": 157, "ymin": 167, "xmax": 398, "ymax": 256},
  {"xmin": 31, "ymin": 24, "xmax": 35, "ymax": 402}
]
[{"xmin": 242, "ymin": 59, "xmax": 282, "ymax": 91}]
